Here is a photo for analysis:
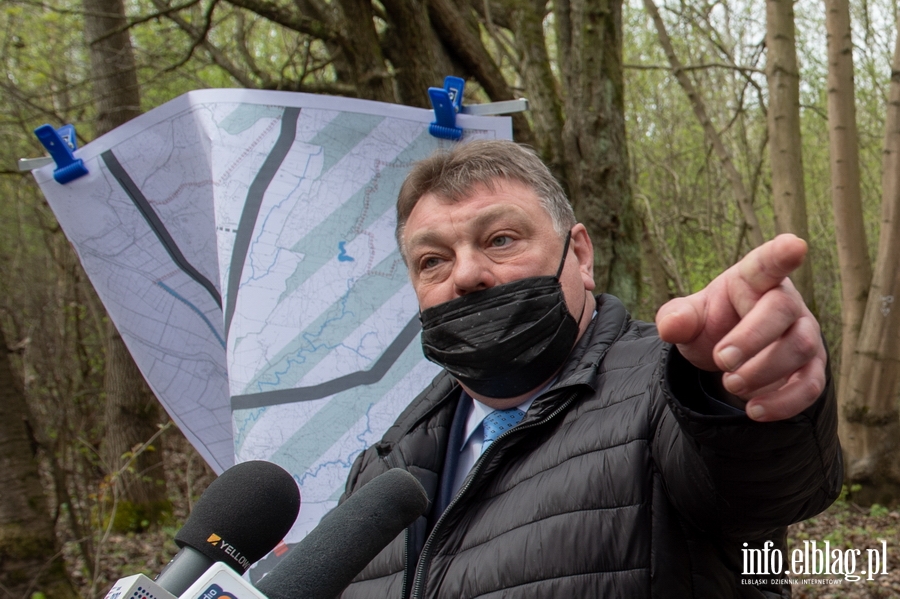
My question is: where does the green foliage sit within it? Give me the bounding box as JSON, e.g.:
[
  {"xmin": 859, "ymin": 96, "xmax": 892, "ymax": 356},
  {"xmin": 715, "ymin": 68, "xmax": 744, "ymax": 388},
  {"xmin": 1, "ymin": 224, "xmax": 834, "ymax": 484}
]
[
  {"xmin": 105, "ymin": 499, "xmax": 174, "ymax": 534},
  {"xmin": 624, "ymin": 0, "xmax": 772, "ymax": 304},
  {"xmin": 823, "ymin": 528, "xmax": 847, "ymax": 547},
  {"xmin": 622, "ymin": 0, "xmax": 888, "ymax": 358}
]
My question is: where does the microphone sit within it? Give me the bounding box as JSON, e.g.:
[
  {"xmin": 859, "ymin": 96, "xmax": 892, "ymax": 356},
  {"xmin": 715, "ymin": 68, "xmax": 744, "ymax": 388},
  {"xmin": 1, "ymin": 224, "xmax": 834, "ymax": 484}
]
[
  {"xmin": 257, "ymin": 468, "xmax": 428, "ymax": 599},
  {"xmin": 104, "ymin": 574, "xmax": 176, "ymax": 599},
  {"xmin": 155, "ymin": 460, "xmax": 300, "ymax": 596},
  {"xmin": 177, "ymin": 563, "xmax": 268, "ymax": 599}
]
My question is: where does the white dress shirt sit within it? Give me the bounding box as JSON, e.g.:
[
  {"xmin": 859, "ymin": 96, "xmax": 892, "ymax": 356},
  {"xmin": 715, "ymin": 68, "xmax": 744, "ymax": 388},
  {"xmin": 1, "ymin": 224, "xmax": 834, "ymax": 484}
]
[{"xmin": 450, "ymin": 385, "xmax": 551, "ymax": 497}]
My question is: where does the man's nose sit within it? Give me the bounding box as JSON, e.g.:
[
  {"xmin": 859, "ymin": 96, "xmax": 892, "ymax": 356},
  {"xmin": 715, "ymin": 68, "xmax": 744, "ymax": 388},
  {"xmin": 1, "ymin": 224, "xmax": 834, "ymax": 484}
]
[{"xmin": 451, "ymin": 251, "xmax": 496, "ymax": 297}]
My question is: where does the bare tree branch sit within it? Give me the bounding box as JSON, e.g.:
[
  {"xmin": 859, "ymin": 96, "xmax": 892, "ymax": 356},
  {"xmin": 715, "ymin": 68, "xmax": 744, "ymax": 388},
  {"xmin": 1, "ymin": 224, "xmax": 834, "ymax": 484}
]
[
  {"xmin": 149, "ymin": 0, "xmax": 259, "ymax": 88},
  {"xmin": 273, "ymin": 80, "xmax": 359, "ymax": 96},
  {"xmin": 624, "ymin": 62, "xmax": 764, "ymax": 74},
  {"xmin": 233, "ymin": 10, "xmax": 274, "ymax": 87},
  {"xmin": 161, "ymin": 0, "xmax": 221, "ymax": 74},
  {"xmin": 225, "ymin": 0, "xmax": 340, "ymax": 42},
  {"xmin": 86, "ymin": 0, "xmax": 204, "ymax": 45},
  {"xmin": 643, "ymin": 0, "xmax": 764, "ymax": 247}
]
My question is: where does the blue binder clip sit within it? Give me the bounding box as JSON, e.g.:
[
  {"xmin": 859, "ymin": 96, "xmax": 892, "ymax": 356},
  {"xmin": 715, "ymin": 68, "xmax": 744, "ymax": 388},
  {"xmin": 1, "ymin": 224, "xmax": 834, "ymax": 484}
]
[
  {"xmin": 34, "ymin": 123, "xmax": 88, "ymax": 184},
  {"xmin": 428, "ymin": 76, "xmax": 465, "ymax": 140}
]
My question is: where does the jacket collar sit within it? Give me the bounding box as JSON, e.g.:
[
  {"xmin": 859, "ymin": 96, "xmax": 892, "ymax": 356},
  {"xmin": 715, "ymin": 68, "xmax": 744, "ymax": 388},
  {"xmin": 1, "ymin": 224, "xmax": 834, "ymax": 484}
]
[
  {"xmin": 551, "ymin": 294, "xmax": 629, "ymax": 389},
  {"xmin": 525, "ymin": 293, "xmax": 629, "ymax": 417}
]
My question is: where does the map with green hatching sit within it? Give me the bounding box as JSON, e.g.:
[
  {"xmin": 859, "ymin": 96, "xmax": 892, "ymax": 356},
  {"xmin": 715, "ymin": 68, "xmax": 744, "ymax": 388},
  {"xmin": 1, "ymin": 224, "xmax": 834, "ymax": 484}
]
[{"xmin": 33, "ymin": 89, "xmax": 512, "ymax": 553}]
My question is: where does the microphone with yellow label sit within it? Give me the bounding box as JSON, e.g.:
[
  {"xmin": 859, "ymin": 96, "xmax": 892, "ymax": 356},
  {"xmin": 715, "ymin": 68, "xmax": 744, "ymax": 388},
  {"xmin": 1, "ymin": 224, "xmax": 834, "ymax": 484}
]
[{"xmin": 154, "ymin": 460, "xmax": 300, "ymax": 596}]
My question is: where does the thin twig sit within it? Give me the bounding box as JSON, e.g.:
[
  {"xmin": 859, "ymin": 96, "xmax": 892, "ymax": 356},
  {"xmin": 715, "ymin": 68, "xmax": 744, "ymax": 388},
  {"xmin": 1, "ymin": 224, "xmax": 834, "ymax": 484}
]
[{"xmin": 624, "ymin": 62, "xmax": 764, "ymax": 73}]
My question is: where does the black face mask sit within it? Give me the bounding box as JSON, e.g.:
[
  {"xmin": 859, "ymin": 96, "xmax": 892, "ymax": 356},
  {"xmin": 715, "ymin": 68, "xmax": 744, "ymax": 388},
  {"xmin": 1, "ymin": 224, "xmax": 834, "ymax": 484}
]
[{"xmin": 419, "ymin": 232, "xmax": 584, "ymax": 399}]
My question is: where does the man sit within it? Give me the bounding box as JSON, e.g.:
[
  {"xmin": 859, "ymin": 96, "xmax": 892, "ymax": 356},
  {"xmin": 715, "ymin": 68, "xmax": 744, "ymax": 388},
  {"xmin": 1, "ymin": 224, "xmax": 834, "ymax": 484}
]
[{"xmin": 339, "ymin": 140, "xmax": 841, "ymax": 598}]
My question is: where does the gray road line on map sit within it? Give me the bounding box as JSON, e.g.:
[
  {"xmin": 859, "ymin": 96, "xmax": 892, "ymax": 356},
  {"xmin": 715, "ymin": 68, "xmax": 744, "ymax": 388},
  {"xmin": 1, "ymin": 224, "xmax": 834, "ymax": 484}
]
[
  {"xmin": 230, "ymin": 315, "xmax": 422, "ymax": 410},
  {"xmin": 223, "ymin": 107, "xmax": 301, "ymax": 338},
  {"xmin": 102, "ymin": 150, "xmax": 223, "ymax": 308}
]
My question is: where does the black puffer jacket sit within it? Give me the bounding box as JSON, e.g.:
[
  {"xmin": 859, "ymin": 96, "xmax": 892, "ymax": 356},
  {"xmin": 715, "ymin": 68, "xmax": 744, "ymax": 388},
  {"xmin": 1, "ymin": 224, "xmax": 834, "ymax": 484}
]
[{"xmin": 339, "ymin": 295, "xmax": 842, "ymax": 598}]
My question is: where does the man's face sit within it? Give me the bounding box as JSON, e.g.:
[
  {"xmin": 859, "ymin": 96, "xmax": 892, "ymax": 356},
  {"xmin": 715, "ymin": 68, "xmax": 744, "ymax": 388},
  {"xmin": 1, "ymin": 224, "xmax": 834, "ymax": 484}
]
[{"xmin": 402, "ymin": 178, "xmax": 595, "ymax": 319}]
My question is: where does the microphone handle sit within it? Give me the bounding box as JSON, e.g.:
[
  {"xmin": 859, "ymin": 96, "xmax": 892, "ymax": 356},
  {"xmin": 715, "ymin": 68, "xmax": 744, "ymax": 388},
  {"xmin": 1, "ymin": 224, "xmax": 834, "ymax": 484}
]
[{"xmin": 155, "ymin": 546, "xmax": 216, "ymax": 596}]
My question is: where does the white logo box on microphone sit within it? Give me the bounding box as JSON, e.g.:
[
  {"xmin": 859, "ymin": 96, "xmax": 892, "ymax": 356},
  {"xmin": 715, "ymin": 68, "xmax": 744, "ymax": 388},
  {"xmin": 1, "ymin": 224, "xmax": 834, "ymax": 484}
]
[
  {"xmin": 179, "ymin": 563, "xmax": 268, "ymax": 599},
  {"xmin": 104, "ymin": 575, "xmax": 177, "ymax": 599}
]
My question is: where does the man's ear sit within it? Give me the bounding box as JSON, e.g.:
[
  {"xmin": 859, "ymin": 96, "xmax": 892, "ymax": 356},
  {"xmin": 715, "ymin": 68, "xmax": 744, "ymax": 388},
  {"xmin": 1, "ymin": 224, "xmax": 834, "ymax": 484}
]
[{"xmin": 570, "ymin": 223, "xmax": 595, "ymax": 291}]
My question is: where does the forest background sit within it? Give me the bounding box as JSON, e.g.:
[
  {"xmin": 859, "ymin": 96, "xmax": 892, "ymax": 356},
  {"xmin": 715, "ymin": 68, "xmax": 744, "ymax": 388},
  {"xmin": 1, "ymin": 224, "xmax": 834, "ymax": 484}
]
[{"xmin": 1, "ymin": 0, "xmax": 900, "ymax": 596}]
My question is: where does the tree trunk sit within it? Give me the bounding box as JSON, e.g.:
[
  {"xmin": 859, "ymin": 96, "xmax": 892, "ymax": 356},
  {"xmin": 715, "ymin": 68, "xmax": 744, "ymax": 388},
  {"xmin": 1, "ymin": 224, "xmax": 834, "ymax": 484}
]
[
  {"xmin": 556, "ymin": 0, "xmax": 642, "ymax": 306},
  {"xmin": 334, "ymin": 0, "xmax": 396, "ymax": 102},
  {"xmin": 426, "ymin": 0, "xmax": 535, "ymax": 143},
  {"xmin": 83, "ymin": 0, "xmax": 142, "ymax": 133},
  {"xmin": 765, "ymin": 0, "xmax": 815, "ymax": 308},
  {"xmin": 823, "ymin": 0, "xmax": 872, "ymax": 408},
  {"xmin": 84, "ymin": 0, "xmax": 170, "ymax": 530},
  {"xmin": 101, "ymin": 325, "xmax": 171, "ymax": 528},
  {"xmin": 500, "ymin": 0, "xmax": 567, "ymax": 183},
  {"xmin": 636, "ymin": 194, "xmax": 678, "ymax": 311},
  {"xmin": 839, "ymin": 26, "xmax": 900, "ymax": 505},
  {"xmin": 380, "ymin": 0, "xmax": 445, "ymax": 107},
  {"xmin": 0, "ymin": 324, "xmax": 78, "ymax": 599}
]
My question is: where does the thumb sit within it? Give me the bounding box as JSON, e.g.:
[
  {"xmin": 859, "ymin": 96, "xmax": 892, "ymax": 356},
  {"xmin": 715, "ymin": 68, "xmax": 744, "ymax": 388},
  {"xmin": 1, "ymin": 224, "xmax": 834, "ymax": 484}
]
[{"xmin": 656, "ymin": 295, "xmax": 704, "ymax": 345}]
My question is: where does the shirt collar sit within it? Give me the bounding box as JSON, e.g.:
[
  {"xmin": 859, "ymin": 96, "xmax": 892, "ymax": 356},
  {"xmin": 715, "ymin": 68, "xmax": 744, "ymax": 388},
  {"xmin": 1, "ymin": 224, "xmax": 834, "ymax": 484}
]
[
  {"xmin": 459, "ymin": 381, "xmax": 551, "ymax": 452},
  {"xmin": 455, "ymin": 309, "xmax": 598, "ymax": 451}
]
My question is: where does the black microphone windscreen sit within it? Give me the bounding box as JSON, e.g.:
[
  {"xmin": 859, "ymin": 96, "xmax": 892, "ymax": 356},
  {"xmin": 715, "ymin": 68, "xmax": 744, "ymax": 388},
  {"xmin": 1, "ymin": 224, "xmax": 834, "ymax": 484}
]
[
  {"xmin": 174, "ymin": 460, "xmax": 300, "ymax": 573},
  {"xmin": 257, "ymin": 468, "xmax": 428, "ymax": 599}
]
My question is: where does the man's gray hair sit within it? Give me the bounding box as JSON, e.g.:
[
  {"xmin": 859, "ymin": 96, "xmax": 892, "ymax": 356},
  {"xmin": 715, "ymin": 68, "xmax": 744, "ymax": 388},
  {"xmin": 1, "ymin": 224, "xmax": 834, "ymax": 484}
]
[{"xmin": 395, "ymin": 140, "xmax": 576, "ymax": 261}]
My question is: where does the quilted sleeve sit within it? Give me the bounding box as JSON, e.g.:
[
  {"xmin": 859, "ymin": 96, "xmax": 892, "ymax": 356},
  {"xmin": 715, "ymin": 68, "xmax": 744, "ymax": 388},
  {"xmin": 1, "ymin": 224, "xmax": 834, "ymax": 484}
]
[{"xmin": 653, "ymin": 344, "xmax": 843, "ymax": 540}]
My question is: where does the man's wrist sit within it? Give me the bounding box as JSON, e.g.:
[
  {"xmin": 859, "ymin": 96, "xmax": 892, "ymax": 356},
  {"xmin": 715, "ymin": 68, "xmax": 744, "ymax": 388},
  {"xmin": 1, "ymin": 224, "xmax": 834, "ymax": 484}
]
[
  {"xmin": 697, "ymin": 370, "xmax": 747, "ymax": 412},
  {"xmin": 665, "ymin": 345, "xmax": 747, "ymax": 417}
]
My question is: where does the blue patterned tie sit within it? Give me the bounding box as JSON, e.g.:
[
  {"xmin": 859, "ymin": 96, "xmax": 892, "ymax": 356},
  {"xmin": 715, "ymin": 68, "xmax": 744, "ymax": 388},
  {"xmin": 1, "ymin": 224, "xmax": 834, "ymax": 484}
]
[{"xmin": 481, "ymin": 408, "xmax": 526, "ymax": 454}]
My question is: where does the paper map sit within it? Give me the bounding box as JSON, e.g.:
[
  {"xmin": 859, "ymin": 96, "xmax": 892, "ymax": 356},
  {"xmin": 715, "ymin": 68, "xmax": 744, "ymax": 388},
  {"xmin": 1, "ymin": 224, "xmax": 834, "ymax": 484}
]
[{"xmin": 32, "ymin": 89, "xmax": 512, "ymax": 554}]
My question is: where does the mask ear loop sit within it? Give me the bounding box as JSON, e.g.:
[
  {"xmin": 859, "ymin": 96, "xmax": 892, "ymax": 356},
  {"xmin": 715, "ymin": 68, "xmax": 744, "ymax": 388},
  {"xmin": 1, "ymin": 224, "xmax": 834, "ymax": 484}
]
[
  {"xmin": 556, "ymin": 229, "xmax": 589, "ymax": 329},
  {"xmin": 555, "ymin": 231, "xmax": 573, "ymax": 279}
]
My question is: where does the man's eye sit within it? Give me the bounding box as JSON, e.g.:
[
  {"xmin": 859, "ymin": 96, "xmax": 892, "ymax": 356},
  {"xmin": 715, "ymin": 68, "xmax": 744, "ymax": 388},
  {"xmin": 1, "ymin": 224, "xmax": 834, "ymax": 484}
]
[
  {"xmin": 421, "ymin": 257, "xmax": 441, "ymax": 270},
  {"xmin": 491, "ymin": 236, "xmax": 511, "ymax": 247}
]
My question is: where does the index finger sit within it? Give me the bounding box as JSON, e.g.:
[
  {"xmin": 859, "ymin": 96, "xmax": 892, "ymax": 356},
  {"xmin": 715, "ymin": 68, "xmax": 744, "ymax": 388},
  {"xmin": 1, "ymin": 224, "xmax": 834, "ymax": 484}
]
[{"xmin": 736, "ymin": 234, "xmax": 808, "ymax": 295}]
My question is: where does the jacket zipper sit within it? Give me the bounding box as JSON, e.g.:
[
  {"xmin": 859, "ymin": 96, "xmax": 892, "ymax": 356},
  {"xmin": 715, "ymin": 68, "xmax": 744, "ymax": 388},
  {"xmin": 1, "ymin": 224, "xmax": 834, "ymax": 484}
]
[
  {"xmin": 409, "ymin": 390, "xmax": 579, "ymax": 599},
  {"xmin": 402, "ymin": 527, "xmax": 411, "ymax": 599}
]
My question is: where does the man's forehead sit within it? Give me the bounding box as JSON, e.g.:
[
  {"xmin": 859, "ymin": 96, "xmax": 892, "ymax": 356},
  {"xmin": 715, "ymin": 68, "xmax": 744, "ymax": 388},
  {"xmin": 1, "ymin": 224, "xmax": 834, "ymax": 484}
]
[
  {"xmin": 420, "ymin": 176, "xmax": 541, "ymax": 207},
  {"xmin": 403, "ymin": 194, "xmax": 538, "ymax": 246}
]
